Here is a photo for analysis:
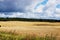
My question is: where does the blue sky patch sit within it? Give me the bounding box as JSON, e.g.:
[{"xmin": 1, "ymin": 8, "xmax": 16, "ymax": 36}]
[
  {"xmin": 34, "ymin": 0, "xmax": 48, "ymax": 10},
  {"xmin": 41, "ymin": 0, "xmax": 48, "ymax": 5},
  {"xmin": 56, "ymin": 4, "xmax": 60, "ymax": 8}
]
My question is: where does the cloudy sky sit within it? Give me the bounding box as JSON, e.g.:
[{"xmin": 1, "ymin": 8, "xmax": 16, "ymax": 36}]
[{"xmin": 0, "ymin": 0, "xmax": 60, "ymax": 20}]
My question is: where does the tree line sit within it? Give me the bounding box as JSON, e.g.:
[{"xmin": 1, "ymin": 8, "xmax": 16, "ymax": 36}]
[{"xmin": 0, "ymin": 18, "xmax": 60, "ymax": 22}]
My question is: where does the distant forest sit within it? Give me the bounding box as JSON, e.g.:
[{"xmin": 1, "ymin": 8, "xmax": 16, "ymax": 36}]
[{"xmin": 0, "ymin": 18, "xmax": 60, "ymax": 22}]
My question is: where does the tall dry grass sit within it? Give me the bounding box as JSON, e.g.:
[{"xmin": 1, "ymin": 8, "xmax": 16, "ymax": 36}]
[{"xmin": 0, "ymin": 31, "xmax": 57, "ymax": 40}]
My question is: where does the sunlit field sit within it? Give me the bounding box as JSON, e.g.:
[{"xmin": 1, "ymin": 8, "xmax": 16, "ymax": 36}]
[
  {"xmin": 0, "ymin": 21, "xmax": 60, "ymax": 27},
  {"xmin": 0, "ymin": 21, "xmax": 60, "ymax": 40}
]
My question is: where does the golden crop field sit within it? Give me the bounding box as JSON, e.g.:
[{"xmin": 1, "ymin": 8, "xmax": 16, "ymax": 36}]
[
  {"xmin": 0, "ymin": 21, "xmax": 60, "ymax": 27},
  {"xmin": 0, "ymin": 21, "xmax": 60, "ymax": 40}
]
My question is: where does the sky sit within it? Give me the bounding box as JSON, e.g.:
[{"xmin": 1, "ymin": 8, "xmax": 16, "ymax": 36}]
[{"xmin": 0, "ymin": 0, "xmax": 60, "ymax": 20}]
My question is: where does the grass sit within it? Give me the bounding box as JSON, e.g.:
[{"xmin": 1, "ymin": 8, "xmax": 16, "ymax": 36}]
[{"xmin": 0, "ymin": 31, "xmax": 57, "ymax": 40}]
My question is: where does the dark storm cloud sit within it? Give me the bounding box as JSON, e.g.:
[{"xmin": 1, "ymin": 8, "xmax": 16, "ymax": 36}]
[{"xmin": 0, "ymin": 0, "xmax": 32, "ymax": 12}]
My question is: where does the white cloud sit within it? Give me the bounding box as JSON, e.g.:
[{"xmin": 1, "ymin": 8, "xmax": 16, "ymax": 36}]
[
  {"xmin": 56, "ymin": 8, "xmax": 60, "ymax": 13},
  {"xmin": 0, "ymin": 13, "xmax": 6, "ymax": 17},
  {"xmin": 34, "ymin": 5, "xmax": 44, "ymax": 13},
  {"xmin": 0, "ymin": 0, "xmax": 60, "ymax": 20}
]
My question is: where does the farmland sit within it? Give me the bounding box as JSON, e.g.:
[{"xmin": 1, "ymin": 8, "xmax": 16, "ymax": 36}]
[{"xmin": 0, "ymin": 21, "xmax": 60, "ymax": 40}]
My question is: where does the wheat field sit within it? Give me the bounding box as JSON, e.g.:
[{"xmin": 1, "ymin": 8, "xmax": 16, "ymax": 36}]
[{"xmin": 0, "ymin": 21, "xmax": 60, "ymax": 40}]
